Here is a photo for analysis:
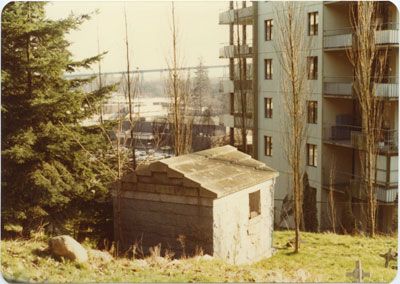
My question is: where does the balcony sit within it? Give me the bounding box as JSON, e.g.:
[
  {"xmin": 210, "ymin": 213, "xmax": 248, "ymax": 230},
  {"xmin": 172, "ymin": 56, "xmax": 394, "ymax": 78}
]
[
  {"xmin": 234, "ymin": 115, "xmax": 253, "ymax": 129},
  {"xmin": 219, "ymin": 77, "xmax": 252, "ymax": 94},
  {"xmin": 350, "ymin": 180, "xmax": 397, "ymax": 203},
  {"xmin": 219, "ymin": 44, "xmax": 253, "ymax": 59},
  {"xmin": 219, "ymin": 113, "xmax": 234, "ymax": 128},
  {"xmin": 322, "ymin": 168, "xmax": 398, "ymax": 202},
  {"xmin": 324, "ymin": 77, "xmax": 353, "ymax": 97},
  {"xmin": 375, "ymin": 82, "xmax": 399, "ymax": 99},
  {"xmin": 219, "ymin": 6, "xmax": 253, "ymax": 25},
  {"xmin": 351, "ymin": 130, "xmax": 398, "ymax": 152},
  {"xmin": 324, "ymin": 76, "xmax": 398, "ymax": 99},
  {"xmin": 324, "ymin": 23, "xmax": 399, "ymax": 49},
  {"xmin": 324, "ymin": 32, "xmax": 352, "ymax": 49},
  {"xmin": 323, "ymin": 123, "xmax": 360, "ymax": 148},
  {"xmin": 323, "ymin": 123, "xmax": 398, "ymax": 152},
  {"xmin": 375, "ymin": 28, "xmax": 399, "ymax": 45},
  {"xmin": 219, "ymin": 79, "xmax": 234, "ymax": 94},
  {"xmin": 234, "ymin": 80, "xmax": 252, "ymax": 91}
]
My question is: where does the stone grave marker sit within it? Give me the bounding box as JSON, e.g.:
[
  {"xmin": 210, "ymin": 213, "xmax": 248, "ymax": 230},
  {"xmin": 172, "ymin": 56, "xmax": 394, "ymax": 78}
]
[
  {"xmin": 379, "ymin": 248, "xmax": 397, "ymax": 268},
  {"xmin": 345, "ymin": 260, "xmax": 370, "ymax": 283}
]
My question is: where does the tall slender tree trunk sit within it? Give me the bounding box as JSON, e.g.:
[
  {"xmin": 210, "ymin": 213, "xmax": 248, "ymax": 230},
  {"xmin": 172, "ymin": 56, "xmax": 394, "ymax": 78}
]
[
  {"xmin": 274, "ymin": 1, "xmax": 310, "ymax": 252},
  {"xmin": 124, "ymin": 7, "xmax": 137, "ymax": 169},
  {"xmin": 97, "ymin": 29, "xmax": 104, "ymax": 124}
]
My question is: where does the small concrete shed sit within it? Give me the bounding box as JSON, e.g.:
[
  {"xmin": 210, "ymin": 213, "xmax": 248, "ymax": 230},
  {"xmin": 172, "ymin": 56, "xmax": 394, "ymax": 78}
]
[{"xmin": 113, "ymin": 145, "xmax": 279, "ymax": 264}]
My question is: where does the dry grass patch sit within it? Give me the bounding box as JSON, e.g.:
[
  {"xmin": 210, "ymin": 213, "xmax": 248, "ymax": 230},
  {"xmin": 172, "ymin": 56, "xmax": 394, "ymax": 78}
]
[{"xmin": 1, "ymin": 231, "xmax": 397, "ymax": 282}]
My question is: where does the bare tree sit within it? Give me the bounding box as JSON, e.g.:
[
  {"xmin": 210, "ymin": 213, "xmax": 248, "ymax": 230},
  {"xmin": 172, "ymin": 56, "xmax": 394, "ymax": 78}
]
[
  {"xmin": 166, "ymin": 2, "xmax": 193, "ymax": 156},
  {"xmin": 123, "ymin": 5, "xmax": 138, "ymax": 169},
  {"xmin": 347, "ymin": 1, "xmax": 387, "ymax": 237},
  {"xmin": 274, "ymin": 1, "xmax": 311, "ymax": 252},
  {"xmin": 96, "ymin": 27, "xmax": 105, "ymax": 124}
]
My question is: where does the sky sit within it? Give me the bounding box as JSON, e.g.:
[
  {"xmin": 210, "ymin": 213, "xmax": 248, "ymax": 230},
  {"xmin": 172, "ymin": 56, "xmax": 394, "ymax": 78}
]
[{"xmin": 44, "ymin": 1, "xmax": 230, "ymax": 78}]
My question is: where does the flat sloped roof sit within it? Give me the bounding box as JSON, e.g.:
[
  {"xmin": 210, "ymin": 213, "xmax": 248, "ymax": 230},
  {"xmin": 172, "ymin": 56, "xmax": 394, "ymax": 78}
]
[{"xmin": 147, "ymin": 145, "xmax": 279, "ymax": 198}]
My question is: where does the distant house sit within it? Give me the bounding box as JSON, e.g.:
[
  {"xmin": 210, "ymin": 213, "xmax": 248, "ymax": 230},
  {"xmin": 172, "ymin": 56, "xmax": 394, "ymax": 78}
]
[{"xmin": 113, "ymin": 145, "xmax": 278, "ymax": 264}]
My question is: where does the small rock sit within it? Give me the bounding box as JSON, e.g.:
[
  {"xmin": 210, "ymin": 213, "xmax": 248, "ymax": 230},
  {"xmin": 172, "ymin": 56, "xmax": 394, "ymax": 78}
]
[
  {"xmin": 48, "ymin": 235, "xmax": 88, "ymax": 263},
  {"xmin": 170, "ymin": 259, "xmax": 183, "ymax": 266},
  {"xmin": 152, "ymin": 256, "xmax": 168, "ymax": 264},
  {"xmin": 133, "ymin": 259, "xmax": 147, "ymax": 268},
  {"xmin": 88, "ymin": 249, "xmax": 113, "ymax": 263},
  {"xmin": 295, "ymin": 269, "xmax": 310, "ymax": 282},
  {"xmin": 199, "ymin": 254, "xmax": 213, "ymax": 260}
]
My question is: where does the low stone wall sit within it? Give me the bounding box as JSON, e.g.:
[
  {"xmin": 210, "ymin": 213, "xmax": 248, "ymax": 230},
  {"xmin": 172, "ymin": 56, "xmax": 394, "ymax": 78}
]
[{"xmin": 113, "ymin": 171, "xmax": 214, "ymax": 257}]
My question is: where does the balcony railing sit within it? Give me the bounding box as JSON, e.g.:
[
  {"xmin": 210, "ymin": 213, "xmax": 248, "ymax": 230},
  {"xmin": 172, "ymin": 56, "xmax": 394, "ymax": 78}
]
[
  {"xmin": 234, "ymin": 80, "xmax": 252, "ymax": 91},
  {"xmin": 350, "ymin": 179, "xmax": 397, "ymax": 202},
  {"xmin": 219, "ymin": 6, "xmax": 253, "ymax": 25},
  {"xmin": 324, "ymin": 33, "xmax": 352, "ymax": 49},
  {"xmin": 375, "ymin": 83, "xmax": 399, "ymax": 98},
  {"xmin": 324, "ymin": 22, "xmax": 399, "ymax": 49},
  {"xmin": 219, "ymin": 79, "xmax": 234, "ymax": 94},
  {"xmin": 219, "ymin": 44, "xmax": 253, "ymax": 59},
  {"xmin": 323, "ymin": 123, "xmax": 361, "ymax": 147},
  {"xmin": 323, "ymin": 123, "xmax": 398, "ymax": 152},
  {"xmin": 351, "ymin": 130, "xmax": 398, "ymax": 152},
  {"xmin": 324, "ymin": 77, "xmax": 353, "ymax": 96},
  {"xmin": 324, "ymin": 76, "xmax": 399, "ymax": 98},
  {"xmin": 219, "ymin": 76, "xmax": 252, "ymax": 94},
  {"xmin": 234, "ymin": 115, "xmax": 253, "ymax": 129},
  {"xmin": 218, "ymin": 113, "xmax": 234, "ymax": 128},
  {"xmin": 322, "ymin": 168, "xmax": 397, "ymax": 202}
]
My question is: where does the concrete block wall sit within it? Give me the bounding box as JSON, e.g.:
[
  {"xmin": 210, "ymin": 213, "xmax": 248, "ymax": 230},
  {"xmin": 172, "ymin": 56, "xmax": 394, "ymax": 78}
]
[
  {"xmin": 212, "ymin": 179, "xmax": 276, "ymax": 264},
  {"xmin": 113, "ymin": 171, "xmax": 214, "ymax": 257}
]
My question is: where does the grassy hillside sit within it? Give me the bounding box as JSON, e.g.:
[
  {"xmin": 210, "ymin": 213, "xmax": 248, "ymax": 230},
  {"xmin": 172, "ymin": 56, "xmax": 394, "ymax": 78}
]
[{"xmin": 1, "ymin": 230, "xmax": 397, "ymax": 282}]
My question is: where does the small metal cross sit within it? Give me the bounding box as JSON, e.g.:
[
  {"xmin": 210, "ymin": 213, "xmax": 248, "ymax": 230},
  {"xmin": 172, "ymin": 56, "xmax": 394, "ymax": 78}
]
[
  {"xmin": 380, "ymin": 248, "xmax": 397, "ymax": 268},
  {"xmin": 346, "ymin": 260, "xmax": 371, "ymax": 282}
]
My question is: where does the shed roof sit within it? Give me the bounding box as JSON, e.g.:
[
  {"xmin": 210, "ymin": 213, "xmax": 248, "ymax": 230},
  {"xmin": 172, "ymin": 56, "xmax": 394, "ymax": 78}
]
[{"xmin": 135, "ymin": 145, "xmax": 279, "ymax": 198}]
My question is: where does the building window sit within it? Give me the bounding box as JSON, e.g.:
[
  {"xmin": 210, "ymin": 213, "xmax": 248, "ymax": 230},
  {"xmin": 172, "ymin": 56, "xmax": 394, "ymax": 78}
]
[
  {"xmin": 307, "ymin": 144, "xmax": 318, "ymax": 167},
  {"xmin": 265, "ymin": 59, "xmax": 272, "ymax": 80},
  {"xmin": 307, "ymin": 56, "xmax": 318, "ymax": 80},
  {"xmin": 308, "ymin": 12, "xmax": 318, "ymax": 36},
  {"xmin": 265, "ymin": 19, "xmax": 273, "ymax": 41},
  {"xmin": 249, "ymin": 190, "xmax": 261, "ymax": 219},
  {"xmin": 307, "ymin": 101, "xmax": 317, "ymax": 124},
  {"xmin": 230, "ymin": 93, "xmax": 234, "ymax": 115},
  {"xmin": 264, "ymin": 98, "xmax": 273, "ymax": 118},
  {"xmin": 264, "ymin": 136, "xmax": 272, "ymax": 156}
]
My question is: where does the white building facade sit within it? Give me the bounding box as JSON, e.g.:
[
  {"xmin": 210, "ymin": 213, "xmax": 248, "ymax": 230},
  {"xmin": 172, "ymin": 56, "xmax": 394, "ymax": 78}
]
[{"xmin": 219, "ymin": 1, "xmax": 398, "ymax": 232}]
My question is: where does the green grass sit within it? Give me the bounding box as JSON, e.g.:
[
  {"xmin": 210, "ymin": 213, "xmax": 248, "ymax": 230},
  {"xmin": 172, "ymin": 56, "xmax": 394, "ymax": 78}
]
[{"xmin": 1, "ymin": 231, "xmax": 398, "ymax": 282}]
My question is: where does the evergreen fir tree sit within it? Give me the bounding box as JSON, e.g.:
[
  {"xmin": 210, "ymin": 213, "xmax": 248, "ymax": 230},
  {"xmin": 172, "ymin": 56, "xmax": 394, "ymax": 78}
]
[
  {"xmin": 1, "ymin": 2, "xmax": 116, "ymax": 237},
  {"xmin": 193, "ymin": 58, "xmax": 210, "ymax": 113}
]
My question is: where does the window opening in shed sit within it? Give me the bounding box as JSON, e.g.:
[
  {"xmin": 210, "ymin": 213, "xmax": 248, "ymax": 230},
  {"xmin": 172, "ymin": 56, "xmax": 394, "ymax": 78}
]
[{"xmin": 249, "ymin": 190, "xmax": 261, "ymax": 219}]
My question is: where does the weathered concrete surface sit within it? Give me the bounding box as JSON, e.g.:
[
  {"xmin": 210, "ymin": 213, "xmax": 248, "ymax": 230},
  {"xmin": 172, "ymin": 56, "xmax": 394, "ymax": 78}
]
[
  {"xmin": 48, "ymin": 235, "xmax": 88, "ymax": 262},
  {"xmin": 213, "ymin": 179, "xmax": 276, "ymax": 264}
]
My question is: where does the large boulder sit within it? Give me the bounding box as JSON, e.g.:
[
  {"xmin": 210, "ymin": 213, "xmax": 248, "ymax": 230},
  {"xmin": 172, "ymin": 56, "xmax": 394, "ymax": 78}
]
[{"xmin": 48, "ymin": 235, "xmax": 88, "ymax": 262}]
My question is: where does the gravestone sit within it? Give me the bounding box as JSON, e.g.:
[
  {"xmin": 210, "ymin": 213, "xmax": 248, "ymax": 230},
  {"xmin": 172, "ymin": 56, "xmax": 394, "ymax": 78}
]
[
  {"xmin": 345, "ymin": 260, "xmax": 370, "ymax": 282},
  {"xmin": 379, "ymin": 248, "xmax": 397, "ymax": 268}
]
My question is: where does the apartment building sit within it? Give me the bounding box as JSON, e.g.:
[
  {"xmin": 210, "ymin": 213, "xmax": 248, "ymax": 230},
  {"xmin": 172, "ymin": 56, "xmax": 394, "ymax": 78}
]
[
  {"xmin": 219, "ymin": 1, "xmax": 398, "ymax": 232},
  {"xmin": 219, "ymin": 1, "xmax": 254, "ymax": 152}
]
